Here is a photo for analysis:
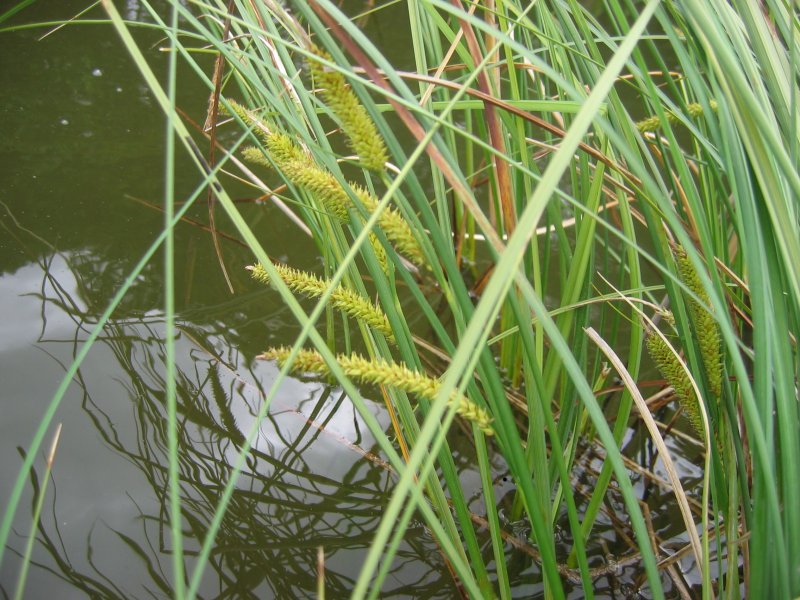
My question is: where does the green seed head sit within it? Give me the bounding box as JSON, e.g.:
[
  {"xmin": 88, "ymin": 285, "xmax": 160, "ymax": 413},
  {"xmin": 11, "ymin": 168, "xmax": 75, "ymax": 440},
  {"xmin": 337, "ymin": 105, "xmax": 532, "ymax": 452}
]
[
  {"xmin": 248, "ymin": 263, "xmax": 394, "ymax": 341},
  {"xmin": 308, "ymin": 46, "xmax": 388, "ymax": 172},
  {"xmin": 261, "ymin": 346, "xmax": 493, "ymax": 435},
  {"xmin": 674, "ymin": 246, "xmax": 723, "ymax": 397},
  {"xmin": 646, "ymin": 329, "xmax": 705, "ymax": 440}
]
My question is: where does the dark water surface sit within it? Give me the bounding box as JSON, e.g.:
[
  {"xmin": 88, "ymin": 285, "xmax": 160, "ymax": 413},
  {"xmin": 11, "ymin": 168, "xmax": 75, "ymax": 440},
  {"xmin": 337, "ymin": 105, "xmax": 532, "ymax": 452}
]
[{"xmin": 1, "ymin": 2, "xmax": 703, "ymax": 598}]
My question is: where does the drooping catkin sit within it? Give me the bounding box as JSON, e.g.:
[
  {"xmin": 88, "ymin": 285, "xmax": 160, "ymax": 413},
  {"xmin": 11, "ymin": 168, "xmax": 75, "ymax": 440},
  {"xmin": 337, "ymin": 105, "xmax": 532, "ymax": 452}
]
[
  {"xmin": 248, "ymin": 263, "xmax": 394, "ymax": 342},
  {"xmin": 232, "ymin": 102, "xmax": 423, "ymax": 266},
  {"xmin": 242, "ymin": 139, "xmax": 424, "ymax": 266},
  {"xmin": 352, "ymin": 186, "xmax": 425, "ymax": 267},
  {"xmin": 223, "ymin": 99, "xmax": 256, "ymax": 129},
  {"xmin": 646, "ymin": 326, "xmax": 705, "ymax": 441},
  {"xmin": 674, "ymin": 246, "xmax": 723, "ymax": 397},
  {"xmin": 270, "ymin": 150, "xmax": 352, "ymax": 220},
  {"xmin": 227, "ymin": 102, "xmax": 351, "ymax": 219},
  {"xmin": 244, "ymin": 130, "xmax": 351, "ymax": 220},
  {"xmin": 307, "ymin": 46, "xmax": 388, "ymax": 172},
  {"xmin": 241, "ymin": 146, "xmax": 272, "ymax": 168},
  {"xmin": 262, "ymin": 130, "xmax": 310, "ymax": 166},
  {"xmin": 261, "ymin": 346, "xmax": 494, "ymax": 435},
  {"xmin": 224, "ymin": 100, "xmax": 281, "ymax": 150}
]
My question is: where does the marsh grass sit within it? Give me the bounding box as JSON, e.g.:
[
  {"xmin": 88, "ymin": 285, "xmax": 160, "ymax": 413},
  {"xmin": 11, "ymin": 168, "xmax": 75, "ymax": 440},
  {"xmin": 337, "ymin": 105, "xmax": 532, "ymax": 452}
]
[{"xmin": 2, "ymin": 0, "xmax": 799, "ymax": 597}]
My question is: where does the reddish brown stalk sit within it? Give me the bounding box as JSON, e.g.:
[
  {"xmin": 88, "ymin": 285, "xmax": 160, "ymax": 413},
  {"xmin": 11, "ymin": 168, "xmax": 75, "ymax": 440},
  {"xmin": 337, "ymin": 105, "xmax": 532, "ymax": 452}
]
[
  {"xmin": 203, "ymin": 0, "xmax": 237, "ymax": 294},
  {"xmin": 307, "ymin": 0, "xmax": 506, "ymax": 257},
  {"xmin": 448, "ymin": 0, "xmax": 516, "ymax": 232}
]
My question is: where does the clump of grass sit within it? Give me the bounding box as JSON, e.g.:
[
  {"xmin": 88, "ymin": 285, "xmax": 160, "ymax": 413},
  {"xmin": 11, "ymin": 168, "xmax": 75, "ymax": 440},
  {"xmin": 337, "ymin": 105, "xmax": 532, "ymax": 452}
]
[{"xmin": 7, "ymin": 0, "xmax": 799, "ymax": 598}]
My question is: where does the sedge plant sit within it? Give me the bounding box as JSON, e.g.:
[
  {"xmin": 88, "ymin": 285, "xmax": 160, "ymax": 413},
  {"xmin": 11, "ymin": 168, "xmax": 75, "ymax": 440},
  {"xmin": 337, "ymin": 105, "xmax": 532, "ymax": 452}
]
[{"xmin": 2, "ymin": 0, "xmax": 799, "ymax": 598}]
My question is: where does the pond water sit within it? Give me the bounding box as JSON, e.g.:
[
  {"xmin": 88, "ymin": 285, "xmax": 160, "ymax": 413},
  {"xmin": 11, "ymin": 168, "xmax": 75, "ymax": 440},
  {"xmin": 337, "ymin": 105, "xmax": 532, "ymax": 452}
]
[{"xmin": 1, "ymin": 2, "xmax": 703, "ymax": 598}]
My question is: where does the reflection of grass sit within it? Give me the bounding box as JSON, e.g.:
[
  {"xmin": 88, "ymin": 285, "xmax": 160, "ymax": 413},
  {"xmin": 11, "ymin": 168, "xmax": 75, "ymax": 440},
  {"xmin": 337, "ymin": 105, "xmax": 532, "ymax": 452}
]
[
  {"xmin": 97, "ymin": 323, "xmax": 418, "ymax": 598},
  {"xmin": 3, "ymin": 0, "xmax": 799, "ymax": 597},
  {"xmin": 15, "ymin": 300, "xmax": 458, "ymax": 597}
]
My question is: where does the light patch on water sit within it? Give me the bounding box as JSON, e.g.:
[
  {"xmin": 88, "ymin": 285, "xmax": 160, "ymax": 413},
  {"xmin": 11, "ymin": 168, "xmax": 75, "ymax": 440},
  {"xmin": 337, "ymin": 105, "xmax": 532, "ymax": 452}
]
[
  {"xmin": 0, "ymin": 253, "xmax": 88, "ymax": 352},
  {"xmin": 189, "ymin": 338, "xmax": 393, "ymax": 480}
]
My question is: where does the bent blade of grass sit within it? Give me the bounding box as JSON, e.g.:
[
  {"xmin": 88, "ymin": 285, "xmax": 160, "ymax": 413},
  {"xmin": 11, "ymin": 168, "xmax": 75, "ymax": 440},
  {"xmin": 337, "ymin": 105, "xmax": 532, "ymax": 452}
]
[
  {"xmin": 0, "ymin": 0, "xmax": 37, "ymax": 24},
  {"xmin": 486, "ymin": 284, "xmax": 668, "ymax": 345},
  {"xmin": 584, "ymin": 327, "xmax": 705, "ymax": 571}
]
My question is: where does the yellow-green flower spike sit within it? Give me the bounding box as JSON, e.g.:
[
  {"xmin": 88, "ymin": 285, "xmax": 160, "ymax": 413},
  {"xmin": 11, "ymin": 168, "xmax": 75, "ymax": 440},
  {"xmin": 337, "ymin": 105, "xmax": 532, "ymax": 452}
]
[
  {"xmin": 263, "ymin": 131, "xmax": 310, "ymax": 166},
  {"xmin": 223, "ymin": 99, "xmax": 254, "ymax": 126},
  {"xmin": 273, "ymin": 157, "xmax": 352, "ymax": 220},
  {"xmin": 636, "ymin": 115, "xmax": 662, "ymax": 134},
  {"xmin": 308, "ymin": 46, "xmax": 388, "ymax": 172},
  {"xmin": 248, "ymin": 263, "xmax": 394, "ymax": 342},
  {"xmin": 674, "ymin": 246, "xmax": 723, "ymax": 397},
  {"xmin": 261, "ymin": 346, "xmax": 494, "ymax": 435},
  {"xmin": 224, "ymin": 100, "xmax": 279, "ymax": 149},
  {"xmin": 241, "ymin": 146, "xmax": 272, "ymax": 168},
  {"xmin": 646, "ymin": 328, "xmax": 705, "ymax": 441},
  {"xmin": 248, "ymin": 131, "xmax": 350, "ymax": 220},
  {"xmin": 352, "ymin": 186, "xmax": 426, "ymax": 267},
  {"xmin": 252, "ymin": 134, "xmax": 424, "ymax": 266},
  {"xmin": 235, "ymin": 111, "xmax": 421, "ymax": 266},
  {"xmin": 263, "ymin": 346, "xmax": 328, "ymax": 374}
]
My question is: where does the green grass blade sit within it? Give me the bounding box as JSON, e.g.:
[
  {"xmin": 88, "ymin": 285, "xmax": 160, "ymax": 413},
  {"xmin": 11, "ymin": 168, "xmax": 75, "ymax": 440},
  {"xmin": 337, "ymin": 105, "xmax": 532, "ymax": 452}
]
[{"xmin": 163, "ymin": 2, "xmax": 185, "ymax": 595}]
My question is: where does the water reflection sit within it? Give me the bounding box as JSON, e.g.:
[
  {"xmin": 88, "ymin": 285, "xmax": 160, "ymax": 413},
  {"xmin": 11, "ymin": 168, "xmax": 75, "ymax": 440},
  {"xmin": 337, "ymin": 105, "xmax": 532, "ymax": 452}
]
[{"xmin": 7, "ymin": 252, "xmax": 457, "ymax": 598}]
